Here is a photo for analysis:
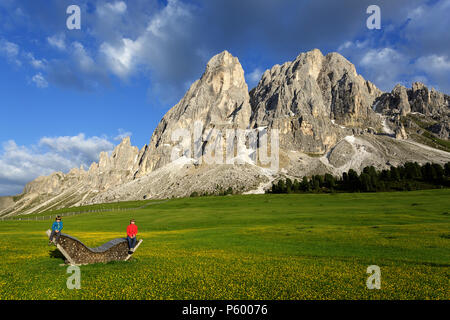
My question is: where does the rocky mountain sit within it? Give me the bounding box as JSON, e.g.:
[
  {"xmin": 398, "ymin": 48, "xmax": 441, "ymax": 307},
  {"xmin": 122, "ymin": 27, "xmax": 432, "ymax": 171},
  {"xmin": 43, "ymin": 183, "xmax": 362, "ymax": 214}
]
[
  {"xmin": 374, "ymin": 82, "xmax": 450, "ymax": 141},
  {"xmin": 134, "ymin": 50, "xmax": 252, "ymax": 177},
  {"xmin": 249, "ymin": 49, "xmax": 382, "ymax": 154},
  {"xmin": 0, "ymin": 137, "xmax": 140, "ymax": 216},
  {"xmin": 1, "ymin": 49, "xmax": 449, "ymax": 216}
]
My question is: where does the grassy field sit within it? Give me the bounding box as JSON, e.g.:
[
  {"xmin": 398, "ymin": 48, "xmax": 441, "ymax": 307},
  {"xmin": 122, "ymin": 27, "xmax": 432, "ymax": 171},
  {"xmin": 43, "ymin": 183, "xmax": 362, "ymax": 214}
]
[{"xmin": 0, "ymin": 189, "xmax": 449, "ymax": 300}]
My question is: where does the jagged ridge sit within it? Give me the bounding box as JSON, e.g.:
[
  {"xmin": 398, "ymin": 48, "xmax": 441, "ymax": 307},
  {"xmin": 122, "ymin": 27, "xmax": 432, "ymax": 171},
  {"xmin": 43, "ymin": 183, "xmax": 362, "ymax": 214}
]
[{"xmin": 1, "ymin": 49, "xmax": 449, "ymax": 216}]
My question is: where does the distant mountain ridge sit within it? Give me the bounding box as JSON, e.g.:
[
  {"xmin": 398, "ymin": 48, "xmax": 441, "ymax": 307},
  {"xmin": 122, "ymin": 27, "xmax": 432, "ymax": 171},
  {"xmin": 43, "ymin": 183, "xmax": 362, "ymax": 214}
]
[{"xmin": 1, "ymin": 49, "xmax": 449, "ymax": 216}]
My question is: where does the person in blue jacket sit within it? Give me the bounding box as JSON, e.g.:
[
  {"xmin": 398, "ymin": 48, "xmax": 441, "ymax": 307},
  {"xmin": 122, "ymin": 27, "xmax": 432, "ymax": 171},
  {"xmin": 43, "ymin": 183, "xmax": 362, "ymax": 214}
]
[{"xmin": 48, "ymin": 216, "xmax": 63, "ymax": 245}]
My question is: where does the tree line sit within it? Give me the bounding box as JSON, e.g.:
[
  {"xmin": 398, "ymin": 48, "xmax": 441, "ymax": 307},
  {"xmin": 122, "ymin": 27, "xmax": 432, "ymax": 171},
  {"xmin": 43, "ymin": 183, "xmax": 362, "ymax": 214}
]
[{"xmin": 268, "ymin": 162, "xmax": 450, "ymax": 194}]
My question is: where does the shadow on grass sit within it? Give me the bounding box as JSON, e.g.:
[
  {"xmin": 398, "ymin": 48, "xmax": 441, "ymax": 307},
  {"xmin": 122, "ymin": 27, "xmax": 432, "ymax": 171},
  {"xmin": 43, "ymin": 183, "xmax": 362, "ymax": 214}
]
[{"xmin": 49, "ymin": 249, "xmax": 65, "ymax": 262}]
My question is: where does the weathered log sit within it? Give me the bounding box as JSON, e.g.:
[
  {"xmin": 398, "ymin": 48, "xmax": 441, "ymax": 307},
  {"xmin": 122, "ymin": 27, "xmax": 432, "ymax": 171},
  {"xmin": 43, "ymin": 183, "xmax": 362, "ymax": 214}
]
[{"xmin": 46, "ymin": 230, "xmax": 142, "ymax": 265}]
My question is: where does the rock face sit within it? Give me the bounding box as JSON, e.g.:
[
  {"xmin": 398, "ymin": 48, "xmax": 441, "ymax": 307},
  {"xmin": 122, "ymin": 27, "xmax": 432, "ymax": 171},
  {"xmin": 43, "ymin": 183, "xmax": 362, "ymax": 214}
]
[
  {"xmin": 409, "ymin": 82, "xmax": 450, "ymax": 117},
  {"xmin": 250, "ymin": 49, "xmax": 382, "ymax": 154},
  {"xmin": 135, "ymin": 51, "xmax": 252, "ymax": 177},
  {"xmin": 1, "ymin": 49, "xmax": 449, "ymax": 216},
  {"xmin": 0, "ymin": 196, "xmax": 14, "ymax": 211},
  {"xmin": 1, "ymin": 137, "xmax": 140, "ymax": 216},
  {"xmin": 375, "ymin": 82, "xmax": 450, "ymax": 139},
  {"xmin": 375, "ymin": 82, "xmax": 449, "ymax": 117},
  {"xmin": 87, "ymin": 137, "xmax": 140, "ymax": 190},
  {"xmin": 23, "ymin": 137, "xmax": 139, "ymax": 195}
]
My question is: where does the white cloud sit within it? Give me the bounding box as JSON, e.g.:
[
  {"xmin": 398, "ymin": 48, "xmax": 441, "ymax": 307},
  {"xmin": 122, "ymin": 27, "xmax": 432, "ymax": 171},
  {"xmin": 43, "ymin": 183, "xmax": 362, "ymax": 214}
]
[
  {"xmin": 336, "ymin": 38, "xmax": 450, "ymax": 93},
  {"xmin": 114, "ymin": 129, "xmax": 133, "ymax": 141},
  {"xmin": 97, "ymin": 1, "xmax": 127, "ymax": 16},
  {"xmin": 47, "ymin": 33, "xmax": 66, "ymax": 50},
  {"xmin": 337, "ymin": 41, "xmax": 352, "ymax": 52},
  {"xmin": 45, "ymin": 40, "xmax": 108, "ymax": 91},
  {"xmin": 145, "ymin": 0, "xmax": 192, "ymax": 39},
  {"xmin": 31, "ymin": 73, "xmax": 48, "ymax": 88},
  {"xmin": 407, "ymin": 5, "xmax": 425, "ymax": 20},
  {"xmin": 39, "ymin": 134, "xmax": 114, "ymax": 161},
  {"xmin": 416, "ymin": 54, "xmax": 450, "ymax": 73},
  {"xmin": 99, "ymin": 0, "xmax": 196, "ymax": 85},
  {"xmin": 247, "ymin": 67, "xmax": 263, "ymax": 88},
  {"xmin": 72, "ymin": 42, "xmax": 95, "ymax": 72},
  {"xmin": 1, "ymin": 38, "xmax": 48, "ymax": 84},
  {"xmin": 414, "ymin": 54, "xmax": 450, "ymax": 92},
  {"xmin": 359, "ymin": 48, "xmax": 408, "ymax": 91},
  {"xmin": 3, "ymin": 40, "xmax": 19, "ymax": 56},
  {"xmin": 0, "ymin": 39, "xmax": 21, "ymax": 66},
  {"xmin": 26, "ymin": 52, "xmax": 46, "ymax": 69},
  {"xmin": 100, "ymin": 38, "xmax": 142, "ymax": 78},
  {"xmin": 107, "ymin": 1, "xmax": 127, "ymax": 14},
  {"xmin": 0, "ymin": 134, "xmax": 115, "ymax": 196},
  {"xmin": 337, "ymin": 40, "xmax": 368, "ymax": 52},
  {"xmin": 403, "ymin": 0, "xmax": 450, "ymax": 56},
  {"xmin": 360, "ymin": 48, "xmax": 404, "ymax": 68}
]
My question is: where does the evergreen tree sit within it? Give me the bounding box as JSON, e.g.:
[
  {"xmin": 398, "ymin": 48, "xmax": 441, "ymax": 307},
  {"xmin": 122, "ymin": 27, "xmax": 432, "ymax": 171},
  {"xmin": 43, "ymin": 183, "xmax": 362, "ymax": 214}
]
[
  {"xmin": 432, "ymin": 163, "xmax": 444, "ymax": 183},
  {"xmin": 390, "ymin": 166, "xmax": 400, "ymax": 181},
  {"xmin": 422, "ymin": 163, "xmax": 436, "ymax": 182},
  {"xmin": 324, "ymin": 173, "xmax": 336, "ymax": 189},
  {"xmin": 360, "ymin": 173, "xmax": 372, "ymax": 192},
  {"xmin": 265, "ymin": 162, "xmax": 448, "ymax": 195},
  {"xmin": 277, "ymin": 179, "xmax": 286, "ymax": 193},
  {"xmin": 380, "ymin": 169, "xmax": 391, "ymax": 181},
  {"xmin": 445, "ymin": 162, "xmax": 450, "ymax": 177},
  {"xmin": 293, "ymin": 179, "xmax": 300, "ymax": 192},
  {"xmin": 348, "ymin": 169, "xmax": 359, "ymax": 191},
  {"xmin": 271, "ymin": 181, "xmax": 279, "ymax": 193},
  {"xmin": 301, "ymin": 176, "xmax": 310, "ymax": 192},
  {"xmin": 286, "ymin": 178, "xmax": 293, "ymax": 192}
]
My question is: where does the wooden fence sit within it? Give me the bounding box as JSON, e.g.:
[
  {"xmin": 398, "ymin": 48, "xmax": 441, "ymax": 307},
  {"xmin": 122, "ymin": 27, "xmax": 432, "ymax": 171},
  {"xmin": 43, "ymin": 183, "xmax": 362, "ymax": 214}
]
[{"xmin": 0, "ymin": 200, "xmax": 168, "ymax": 222}]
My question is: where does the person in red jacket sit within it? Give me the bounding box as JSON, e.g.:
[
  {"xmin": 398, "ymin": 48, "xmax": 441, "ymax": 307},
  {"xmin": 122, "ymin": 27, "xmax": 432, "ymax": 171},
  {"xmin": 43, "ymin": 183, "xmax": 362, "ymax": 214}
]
[{"xmin": 126, "ymin": 219, "xmax": 138, "ymax": 254}]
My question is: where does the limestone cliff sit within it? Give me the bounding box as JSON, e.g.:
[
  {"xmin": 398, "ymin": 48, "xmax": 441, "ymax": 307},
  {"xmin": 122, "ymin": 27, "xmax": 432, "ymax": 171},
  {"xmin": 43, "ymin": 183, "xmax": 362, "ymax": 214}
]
[{"xmin": 250, "ymin": 49, "xmax": 383, "ymax": 154}]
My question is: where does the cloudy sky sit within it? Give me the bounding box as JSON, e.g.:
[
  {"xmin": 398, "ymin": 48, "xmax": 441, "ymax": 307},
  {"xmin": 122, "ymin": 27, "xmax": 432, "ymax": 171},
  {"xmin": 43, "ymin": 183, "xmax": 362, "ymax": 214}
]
[{"xmin": 0, "ymin": 0, "xmax": 449, "ymax": 195}]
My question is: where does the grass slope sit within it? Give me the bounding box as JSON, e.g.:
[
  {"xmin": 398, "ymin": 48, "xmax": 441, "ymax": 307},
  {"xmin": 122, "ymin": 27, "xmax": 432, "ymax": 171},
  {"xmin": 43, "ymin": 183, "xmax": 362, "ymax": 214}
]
[{"xmin": 0, "ymin": 189, "xmax": 449, "ymax": 300}]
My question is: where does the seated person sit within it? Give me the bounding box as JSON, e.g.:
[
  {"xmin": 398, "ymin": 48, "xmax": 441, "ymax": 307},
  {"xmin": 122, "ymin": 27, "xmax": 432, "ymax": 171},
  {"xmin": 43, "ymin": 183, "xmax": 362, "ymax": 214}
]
[
  {"xmin": 126, "ymin": 219, "xmax": 138, "ymax": 254},
  {"xmin": 48, "ymin": 216, "xmax": 63, "ymax": 245}
]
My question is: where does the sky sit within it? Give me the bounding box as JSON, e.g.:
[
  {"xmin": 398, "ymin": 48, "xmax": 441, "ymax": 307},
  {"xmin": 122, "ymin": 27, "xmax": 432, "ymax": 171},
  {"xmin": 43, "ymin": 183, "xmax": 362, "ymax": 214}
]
[{"xmin": 0, "ymin": 0, "xmax": 449, "ymax": 196}]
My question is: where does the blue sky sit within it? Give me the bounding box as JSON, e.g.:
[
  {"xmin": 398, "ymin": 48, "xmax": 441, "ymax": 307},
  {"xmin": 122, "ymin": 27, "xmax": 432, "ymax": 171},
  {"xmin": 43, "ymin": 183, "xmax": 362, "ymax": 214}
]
[{"xmin": 0, "ymin": 0, "xmax": 449, "ymax": 195}]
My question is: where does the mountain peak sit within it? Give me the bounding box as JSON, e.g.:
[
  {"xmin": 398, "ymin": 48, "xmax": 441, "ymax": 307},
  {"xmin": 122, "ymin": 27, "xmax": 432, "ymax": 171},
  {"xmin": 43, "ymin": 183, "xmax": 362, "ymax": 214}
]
[
  {"xmin": 295, "ymin": 48, "xmax": 324, "ymax": 60},
  {"xmin": 118, "ymin": 136, "xmax": 131, "ymax": 146},
  {"xmin": 206, "ymin": 50, "xmax": 239, "ymax": 70},
  {"xmin": 412, "ymin": 81, "xmax": 427, "ymax": 91}
]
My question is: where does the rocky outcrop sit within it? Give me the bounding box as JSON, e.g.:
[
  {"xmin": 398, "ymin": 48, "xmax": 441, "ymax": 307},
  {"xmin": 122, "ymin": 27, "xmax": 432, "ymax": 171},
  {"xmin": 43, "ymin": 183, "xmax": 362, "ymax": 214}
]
[
  {"xmin": 375, "ymin": 82, "xmax": 449, "ymax": 117},
  {"xmin": 0, "ymin": 137, "xmax": 140, "ymax": 216},
  {"xmin": 250, "ymin": 49, "xmax": 382, "ymax": 154},
  {"xmin": 409, "ymin": 82, "xmax": 450, "ymax": 117},
  {"xmin": 427, "ymin": 122, "xmax": 449, "ymax": 140},
  {"xmin": 23, "ymin": 137, "xmax": 139, "ymax": 195},
  {"xmin": 134, "ymin": 51, "xmax": 252, "ymax": 177},
  {"xmin": 375, "ymin": 82, "xmax": 450, "ymax": 140},
  {"xmin": 0, "ymin": 196, "xmax": 14, "ymax": 211},
  {"xmin": 374, "ymin": 84, "xmax": 411, "ymax": 116}
]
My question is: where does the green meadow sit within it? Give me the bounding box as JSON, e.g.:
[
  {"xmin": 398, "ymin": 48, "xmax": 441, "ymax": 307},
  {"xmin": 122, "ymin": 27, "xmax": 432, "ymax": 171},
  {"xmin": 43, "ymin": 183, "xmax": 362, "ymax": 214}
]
[{"xmin": 0, "ymin": 189, "xmax": 449, "ymax": 300}]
